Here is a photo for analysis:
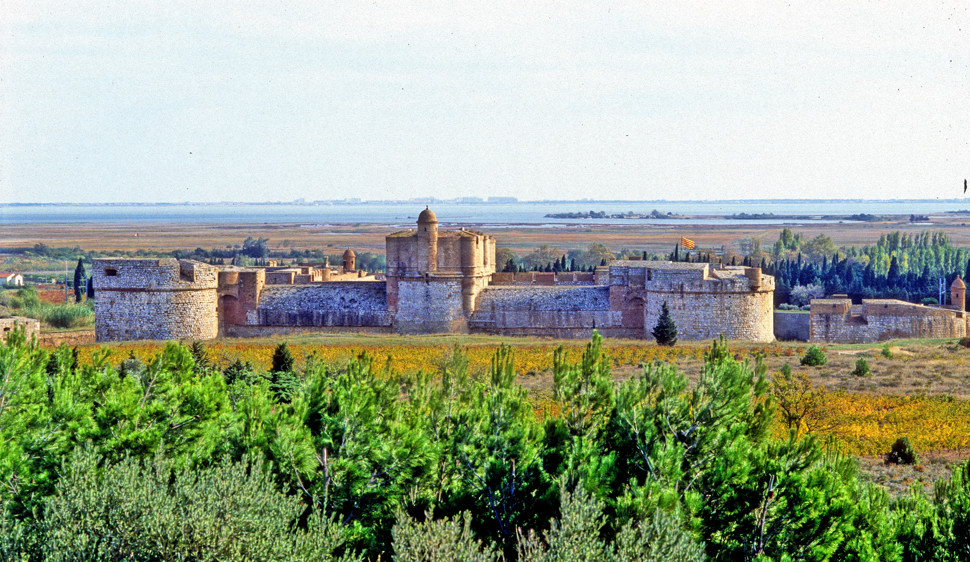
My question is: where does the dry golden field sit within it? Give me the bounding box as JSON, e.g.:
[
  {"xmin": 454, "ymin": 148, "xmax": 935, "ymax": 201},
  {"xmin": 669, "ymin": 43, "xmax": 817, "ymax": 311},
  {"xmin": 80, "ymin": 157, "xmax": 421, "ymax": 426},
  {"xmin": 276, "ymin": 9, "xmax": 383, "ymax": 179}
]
[{"xmin": 8, "ymin": 215, "xmax": 970, "ymax": 257}]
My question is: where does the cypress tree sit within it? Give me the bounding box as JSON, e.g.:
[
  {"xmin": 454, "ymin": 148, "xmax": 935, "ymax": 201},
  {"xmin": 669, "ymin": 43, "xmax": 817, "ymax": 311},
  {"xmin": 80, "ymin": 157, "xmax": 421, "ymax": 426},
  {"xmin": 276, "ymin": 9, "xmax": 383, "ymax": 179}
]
[
  {"xmin": 652, "ymin": 301, "xmax": 678, "ymax": 346},
  {"xmin": 73, "ymin": 258, "xmax": 85, "ymax": 303}
]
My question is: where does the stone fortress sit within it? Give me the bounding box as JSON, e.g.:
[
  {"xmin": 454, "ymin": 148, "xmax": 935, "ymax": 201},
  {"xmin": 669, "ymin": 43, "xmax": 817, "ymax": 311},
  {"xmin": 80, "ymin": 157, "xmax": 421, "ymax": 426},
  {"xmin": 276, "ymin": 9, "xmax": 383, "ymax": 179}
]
[
  {"xmin": 92, "ymin": 208, "xmax": 970, "ymax": 344},
  {"xmin": 93, "ymin": 208, "xmax": 777, "ymax": 342}
]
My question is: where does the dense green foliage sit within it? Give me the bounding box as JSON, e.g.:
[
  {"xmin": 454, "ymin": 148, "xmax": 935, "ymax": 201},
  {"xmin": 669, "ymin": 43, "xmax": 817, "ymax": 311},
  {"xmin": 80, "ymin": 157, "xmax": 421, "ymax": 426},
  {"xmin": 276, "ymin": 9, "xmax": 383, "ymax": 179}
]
[
  {"xmin": 800, "ymin": 344, "xmax": 827, "ymax": 367},
  {"xmin": 651, "ymin": 301, "xmax": 678, "ymax": 346},
  {"xmin": 1, "ymin": 328, "xmax": 969, "ymax": 560},
  {"xmin": 767, "ymin": 230, "xmax": 970, "ymax": 305}
]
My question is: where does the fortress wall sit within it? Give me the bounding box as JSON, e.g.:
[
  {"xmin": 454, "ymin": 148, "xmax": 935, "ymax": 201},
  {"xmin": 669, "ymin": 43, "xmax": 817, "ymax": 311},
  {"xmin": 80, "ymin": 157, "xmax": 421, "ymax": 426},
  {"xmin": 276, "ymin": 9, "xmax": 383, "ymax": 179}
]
[
  {"xmin": 1, "ymin": 317, "xmax": 41, "ymax": 343},
  {"xmin": 608, "ymin": 285, "xmax": 647, "ymax": 330},
  {"xmin": 644, "ymin": 284, "xmax": 774, "ymax": 342},
  {"xmin": 96, "ymin": 287, "xmax": 218, "ymax": 341},
  {"xmin": 266, "ymin": 271, "xmax": 296, "ymax": 285},
  {"xmin": 810, "ymin": 300, "xmax": 967, "ymax": 343},
  {"xmin": 93, "ymin": 259, "xmax": 219, "ymax": 341},
  {"xmin": 394, "ymin": 277, "xmax": 467, "ymax": 333},
  {"xmin": 257, "ymin": 282, "xmax": 391, "ymax": 327},
  {"xmin": 490, "ymin": 272, "xmax": 597, "ymax": 286},
  {"xmin": 774, "ymin": 311, "xmax": 810, "ymax": 341},
  {"xmin": 469, "ymin": 286, "xmax": 629, "ymax": 337},
  {"xmin": 436, "ymin": 236, "xmax": 462, "ymax": 272}
]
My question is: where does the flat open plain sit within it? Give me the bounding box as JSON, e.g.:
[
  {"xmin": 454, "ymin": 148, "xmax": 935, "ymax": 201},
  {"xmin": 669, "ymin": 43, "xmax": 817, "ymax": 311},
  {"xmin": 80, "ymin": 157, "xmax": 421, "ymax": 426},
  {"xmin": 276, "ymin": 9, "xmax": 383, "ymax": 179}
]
[{"xmin": 7, "ymin": 214, "xmax": 970, "ymax": 256}]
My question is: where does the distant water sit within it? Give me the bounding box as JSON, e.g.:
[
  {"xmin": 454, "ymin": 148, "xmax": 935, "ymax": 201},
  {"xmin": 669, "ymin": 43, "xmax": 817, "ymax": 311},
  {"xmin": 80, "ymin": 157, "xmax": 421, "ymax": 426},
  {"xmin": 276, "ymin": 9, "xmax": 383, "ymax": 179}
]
[{"xmin": 2, "ymin": 200, "xmax": 968, "ymax": 225}]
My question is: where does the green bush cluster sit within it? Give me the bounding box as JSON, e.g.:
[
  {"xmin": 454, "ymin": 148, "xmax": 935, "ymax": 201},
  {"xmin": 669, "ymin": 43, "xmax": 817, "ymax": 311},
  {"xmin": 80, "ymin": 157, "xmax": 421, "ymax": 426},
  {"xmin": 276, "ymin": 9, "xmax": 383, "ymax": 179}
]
[
  {"xmin": 1, "ymin": 328, "xmax": 970, "ymax": 560},
  {"xmin": 851, "ymin": 356, "xmax": 872, "ymax": 377},
  {"xmin": 800, "ymin": 344, "xmax": 827, "ymax": 366}
]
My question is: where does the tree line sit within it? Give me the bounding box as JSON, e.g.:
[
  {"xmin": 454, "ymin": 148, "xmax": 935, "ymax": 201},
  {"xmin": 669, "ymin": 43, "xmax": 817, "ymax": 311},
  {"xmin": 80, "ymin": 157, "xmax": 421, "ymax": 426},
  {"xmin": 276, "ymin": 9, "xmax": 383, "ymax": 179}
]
[{"xmin": 1, "ymin": 330, "xmax": 968, "ymax": 560}]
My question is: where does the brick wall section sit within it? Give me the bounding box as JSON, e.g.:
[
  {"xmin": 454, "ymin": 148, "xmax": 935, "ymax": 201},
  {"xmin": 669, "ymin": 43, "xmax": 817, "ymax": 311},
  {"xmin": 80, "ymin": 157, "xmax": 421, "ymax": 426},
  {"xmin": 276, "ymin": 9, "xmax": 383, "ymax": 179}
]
[
  {"xmin": 93, "ymin": 258, "xmax": 218, "ymax": 342},
  {"xmin": 257, "ymin": 282, "xmax": 391, "ymax": 327},
  {"xmin": 810, "ymin": 298, "xmax": 968, "ymax": 343},
  {"xmin": 774, "ymin": 311, "xmax": 810, "ymax": 341}
]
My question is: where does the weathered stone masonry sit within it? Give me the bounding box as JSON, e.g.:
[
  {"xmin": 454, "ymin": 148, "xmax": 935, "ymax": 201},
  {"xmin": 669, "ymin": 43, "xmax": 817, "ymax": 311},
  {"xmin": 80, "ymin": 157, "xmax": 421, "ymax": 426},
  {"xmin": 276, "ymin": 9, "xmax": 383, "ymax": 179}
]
[
  {"xmin": 93, "ymin": 209, "xmax": 776, "ymax": 342},
  {"xmin": 94, "ymin": 259, "xmax": 218, "ymax": 341}
]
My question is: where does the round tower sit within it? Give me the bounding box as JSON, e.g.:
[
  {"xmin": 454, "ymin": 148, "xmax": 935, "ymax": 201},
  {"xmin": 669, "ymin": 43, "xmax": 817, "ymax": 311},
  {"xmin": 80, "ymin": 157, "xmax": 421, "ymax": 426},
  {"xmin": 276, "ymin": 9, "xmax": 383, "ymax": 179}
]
[
  {"xmin": 343, "ymin": 249, "xmax": 356, "ymax": 273},
  {"xmin": 92, "ymin": 258, "xmax": 218, "ymax": 342},
  {"xmin": 951, "ymin": 277, "xmax": 966, "ymax": 311},
  {"xmin": 417, "ymin": 206, "xmax": 438, "ymax": 273}
]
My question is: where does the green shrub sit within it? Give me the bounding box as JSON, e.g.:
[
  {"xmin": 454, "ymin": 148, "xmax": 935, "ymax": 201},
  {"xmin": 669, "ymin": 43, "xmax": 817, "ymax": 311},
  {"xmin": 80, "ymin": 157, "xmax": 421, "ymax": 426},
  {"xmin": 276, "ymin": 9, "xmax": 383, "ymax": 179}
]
[
  {"xmin": 881, "ymin": 343, "xmax": 893, "ymax": 358},
  {"xmin": 35, "ymin": 449, "xmax": 358, "ymax": 561},
  {"xmin": 959, "ymin": 337, "xmax": 970, "ymax": 349},
  {"xmin": 800, "ymin": 345, "xmax": 827, "ymax": 367},
  {"xmin": 885, "ymin": 437, "xmax": 919, "ymax": 465},
  {"xmin": 851, "ymin": 356, "xmax": 871, "ymax": 377},
  {"xmin": 8, "ymin": 286, "xmax": 41, "ymax": 310},
  {"xmin": 41, "ymin": 304, "xmax": 93, "ymax": 329},
  {"xmin": 392, "ymin": 511, "xmax": 499, "ymax": 562},
  {"xmin": 516, "ymin": 487, "xmax": 705, "ymax": 562}
]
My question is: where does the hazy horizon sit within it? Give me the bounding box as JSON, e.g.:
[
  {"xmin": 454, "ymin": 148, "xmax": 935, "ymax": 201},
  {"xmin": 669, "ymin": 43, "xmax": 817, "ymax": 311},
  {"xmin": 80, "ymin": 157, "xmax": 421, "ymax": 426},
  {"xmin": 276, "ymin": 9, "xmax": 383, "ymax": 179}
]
[{"xmin": 3, "ymin": 2, "xmax": 968, "ymax": 204}]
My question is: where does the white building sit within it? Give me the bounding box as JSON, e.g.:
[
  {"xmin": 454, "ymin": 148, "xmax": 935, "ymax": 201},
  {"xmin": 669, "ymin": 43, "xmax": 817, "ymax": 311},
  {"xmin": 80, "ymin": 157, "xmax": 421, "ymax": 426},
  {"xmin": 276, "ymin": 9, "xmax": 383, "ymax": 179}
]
[{"xmin": 0, "ymin": 273, "xmax": 24, "ymax": 286}]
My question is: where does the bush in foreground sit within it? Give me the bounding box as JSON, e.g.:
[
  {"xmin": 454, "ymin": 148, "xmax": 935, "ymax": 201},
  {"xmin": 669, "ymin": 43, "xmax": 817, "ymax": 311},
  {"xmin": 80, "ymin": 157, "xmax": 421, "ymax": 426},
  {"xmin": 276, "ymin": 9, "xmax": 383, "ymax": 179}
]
[{"xmin": 800, "ymin": 344, "xmax": 827, "ymax": 366}]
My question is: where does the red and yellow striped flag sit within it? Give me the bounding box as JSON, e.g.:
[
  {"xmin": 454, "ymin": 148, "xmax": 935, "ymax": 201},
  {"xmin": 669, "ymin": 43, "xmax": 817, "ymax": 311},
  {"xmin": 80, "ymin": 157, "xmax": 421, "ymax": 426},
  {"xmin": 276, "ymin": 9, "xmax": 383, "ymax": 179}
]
[{"xmin": 681, "ymin": 237, "xmax": 695, "ymax": 249}]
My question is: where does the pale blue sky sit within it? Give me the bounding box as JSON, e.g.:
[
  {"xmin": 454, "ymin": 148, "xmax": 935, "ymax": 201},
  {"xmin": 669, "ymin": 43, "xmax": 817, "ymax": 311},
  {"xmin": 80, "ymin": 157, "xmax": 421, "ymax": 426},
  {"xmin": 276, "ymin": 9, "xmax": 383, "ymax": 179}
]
[{"xmin": 2, "ymin": 2, "xmax": 968, "ymax": 203}]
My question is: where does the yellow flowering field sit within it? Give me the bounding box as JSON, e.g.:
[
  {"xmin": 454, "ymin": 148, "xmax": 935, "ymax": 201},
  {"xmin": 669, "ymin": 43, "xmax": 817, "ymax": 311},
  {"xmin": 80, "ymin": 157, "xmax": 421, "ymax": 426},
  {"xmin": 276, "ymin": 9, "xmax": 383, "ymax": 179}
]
[
  {"xmin": 70, "ymin": 338, "xmax": 969, "ymax": 456},
  {"xmin": 77, "ymin": 339, "xmax": 708, "ymax": 377},
  {"xmin": 788, "ymin": 390, "xmax": 970, "ymax": 456}
]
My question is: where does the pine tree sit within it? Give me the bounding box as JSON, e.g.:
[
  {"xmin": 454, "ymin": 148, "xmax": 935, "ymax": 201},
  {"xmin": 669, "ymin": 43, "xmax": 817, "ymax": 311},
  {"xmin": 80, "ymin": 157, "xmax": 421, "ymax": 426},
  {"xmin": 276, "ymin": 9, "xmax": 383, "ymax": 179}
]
[
  {"xmin": 652, "ymin": 301, "xmax": 677, "ymax": 346},
  {"xmin": 271, "ymin": 342, "xmax": 295, "ymax": 374},
  {"xmin": 73, "ymin": 258, "xmax": 85, "ymax": 303}
]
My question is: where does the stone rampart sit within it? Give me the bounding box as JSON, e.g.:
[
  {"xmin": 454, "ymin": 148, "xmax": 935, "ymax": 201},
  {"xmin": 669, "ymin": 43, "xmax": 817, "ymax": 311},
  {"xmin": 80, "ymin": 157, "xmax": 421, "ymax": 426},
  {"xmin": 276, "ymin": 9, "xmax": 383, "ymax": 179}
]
[
  {"xmin": 490, "ymin": 272, "xmax": 597, "ymax": 286},
  {"xmin": 637, "ymin": 264, "xmax": 775, "ymax": 342},
  {"xmin": 810, "ymin": 298, "xmax": 967, "ymax": 343},
  {"xmin": 469, "ymin": 286, "xmax": 632, "ymax": 337},
  {"xmin": 93, "ymin": 259, "xmax": 218, "ymax": 341},
  {"xmin": 38, "ymin": 329, "xmax": 96, "ymax": 347},
  {"xmin": 394, "ymin": 277, "xmax": 467, "ymax": 333},
  {"xmin": 774, "ymin": 311, "xmax": 810, "ymax": 341},
  {"xmin": 257, "ymin": 282, "xmax": 391, "ymax": 327},
  {"xmin": 1, "ymin": 316, "xmax": 41, "ymax": 342}
]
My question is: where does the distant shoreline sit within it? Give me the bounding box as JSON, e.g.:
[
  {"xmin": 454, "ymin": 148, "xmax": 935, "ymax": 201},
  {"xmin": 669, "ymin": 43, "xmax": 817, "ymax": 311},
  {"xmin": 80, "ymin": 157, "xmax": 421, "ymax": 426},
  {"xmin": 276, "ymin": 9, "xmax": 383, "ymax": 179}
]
[{"xmin": 4, "ymin": 197, "xmax": 970, "ymax": 207}]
